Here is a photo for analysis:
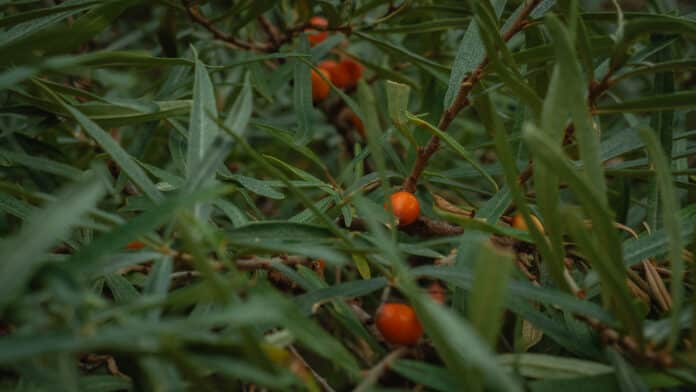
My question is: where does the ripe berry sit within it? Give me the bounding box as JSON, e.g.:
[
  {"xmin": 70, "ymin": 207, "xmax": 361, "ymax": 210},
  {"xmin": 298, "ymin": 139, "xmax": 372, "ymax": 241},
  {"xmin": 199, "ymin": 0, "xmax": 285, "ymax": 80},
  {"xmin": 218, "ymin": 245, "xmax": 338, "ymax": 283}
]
[
  {"xmin": 313, "ymin": 259, "xmax": 326, "ymax": 275},
  {"xmin": 306, "ymin": 16, "xmax": 328, "ymax": 46},
  {"xmin": 126, "ymin": 240, "xmax": 145, "ymax": 250},
  {"xmin": 427, "ymin": 282, "xmax": 446, "ymax": 304},
  {"xmin": 311, "ymin": 68, "xmax": 330, "ymax": 101},
  {"xmin": 375, "ymin": 303, "xmax": 423, "ymax": 345},
  {"xmin": 349, "ymin": 112, "xmax": 364, "ymax": 137},
  {"xmin": 318, "ymin": 59, "xmax": 363, "ymax": 89},
  {"xmin": 318, "ymin": 59, "xmax": 338, "ymax": 73},
  {"xmin": 335, "ymin": 59, "xmax": 363, "ymax": 89},
  {"xmin": 511, "ymin": 213, "xmax": 545, "ymax": 234},
  {"xmin": 387, "ymin": 191, "xmax": 420, "ymax": 226}
]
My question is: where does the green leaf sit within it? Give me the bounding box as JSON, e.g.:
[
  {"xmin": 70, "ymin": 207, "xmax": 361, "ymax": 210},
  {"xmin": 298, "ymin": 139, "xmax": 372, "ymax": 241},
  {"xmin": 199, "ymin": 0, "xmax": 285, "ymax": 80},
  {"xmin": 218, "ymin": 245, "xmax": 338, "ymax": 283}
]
[
  {"xmin": 67, "ymin": 187, "xmax": 225, "ymax": 273},
  {"xmin": 0, "ymin": 0, "xmax": 140, "ymax": 65},
  {"xmin": 414, "ymin": 265, "xmax": 615, "ymax": 325},
  {"xmin": 392, "ymin": 360, "xmax": 457, "ymax": 392},
  {"xmin": 356, "ymin": 80, "xmax": 390, "ymax": 201},
  {"xmin": 610, "ymin": 16, "xmax": 696, "ymax": 70},
  {"xmin": 295, "ymin": 278, "xmax": 387, "ymax": 314},
  {"xmin": 407, "ymin": 112, "xmax": 498, "ymax": 192},
  {"xmin": 187, "ymin": 47, "xmax": 219, "ymax": 191},
  {"xmin": 408, "ymin": 292, "xmax": 523, "ymax": 392},
  {"xmin": 477, "ymin": 187, "xmax": 511, "ymax": 223},
  {"xmin": 0, "ymin": 174, "xmax": 105, "ymax": 310},
  {"xmin": 562, "ymin": 208, "xmax": 642, "ymax": 341},
  {"xmin": 444, "ymin": 0, "xmax": 506, "ymax": 108},
  {"xmin": 498, "ymin": 353, "xmax": 613, "ymax": 379},
  {"xmin": 0, "ymin": 1, "xmax": 102, "ymax": 29},
  {"xmin": 529, "ymin": 375, "xmax": 619, "ymax": 392},
  {"xmin": 468, "ymin": 243, "xmax": 514, "ymax": 347},
  {"xmin": 353, "ymin": 31, "xmax": 450, "ymax": 83},
  {"xmin": 0, "ymin": 148, "xmax": 83, "ymax": 179},
  {"xmin": 606, "ymin": 348, "xmax": 649, "ymax": 392},
  {"xmin": 475, "ymin": 92, "xmax": 566, "ymax": 291},
  {"xmin": 104, "ymin": 274, "xmax": 140, "ymax": 304},
  {"xmin": 353, "ymin": 254, "xmax": 371, "ymax": 279},
  {"xmin": 32, "ymin": 79, "xmax": 163, "ymax": 203},
  {"xmin": 293, "ymin": 37, "xmax": 312, "ymax": 143},
  {"xmin": 224, "ymin": 71, "xmax": 253, "ymax": 134},
  {"xmin": 386, "ymin": 80, "xmax": 417, "ymax": 146},
  {"xmin": 231, "ymin": 175, "xmax": 285, "ymax": 200},
  {"xmin": 639, "ymin": 128, "xmax": 685, "ymax": 349},
  {"xmin": 0, "ymin": 192, "xmax": 34, "ymax": 220},
  {"xmin": 545, "ymin": 14, "xmax": 606, "ymax": 197},
  {"xmin": 596, "ymin": 91, "xmax": 696, "ymax": 114}
]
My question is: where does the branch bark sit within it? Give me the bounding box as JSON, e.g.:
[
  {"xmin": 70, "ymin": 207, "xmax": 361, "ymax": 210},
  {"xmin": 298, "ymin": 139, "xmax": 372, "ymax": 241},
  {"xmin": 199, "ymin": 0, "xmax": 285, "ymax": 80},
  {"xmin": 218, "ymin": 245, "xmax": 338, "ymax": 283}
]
[{"xmin": 402, "ymin": 0, "xmax": 543, "ymax": 193}]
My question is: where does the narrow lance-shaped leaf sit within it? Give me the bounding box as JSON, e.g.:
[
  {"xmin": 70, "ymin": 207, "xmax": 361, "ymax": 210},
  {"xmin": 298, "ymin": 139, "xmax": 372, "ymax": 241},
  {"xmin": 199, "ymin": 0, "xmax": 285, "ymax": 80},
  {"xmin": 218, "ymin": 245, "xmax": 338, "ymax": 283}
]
[
  {"xmin": 225, "ymin": 71, "xmax": 253, "ymax": 135},
  {"xmin": 474, "ymin": 92, "xmax": 568, "ymax": 292},
  {"xmin": 639, "ymin": 128, "xmax": 685, "ymax": 350},
  {"xmin": 187, "ymin": 47, "xmax": 220, "ymax": 219},
  {"xmin": 386, "ymin": 80, "xmax": 417, "ymax": 147},
  {"xmin": 465, "ymin": 243, "xmax": 515, "ymax": 391},
  {"xmin": 293, "ymin": 36, "xmax": 312, "ymax": 144},
  {"xmin": 546, "ymin": 14, "xmax": 606, "ymax": 198},
  {"xmin": 187, "ymin": 47, "xmax": 219, "ymax": 179},
  {"xmin": 0, "ymin": 173, "xmax": 105, "ymax": 310},
  {"xmin": 444, "ymin": 0, "xmax": 507, "ymax": 108},
  {"xmin": 32, "ymin": 79, "xmax": 163, "ymax": 203}
]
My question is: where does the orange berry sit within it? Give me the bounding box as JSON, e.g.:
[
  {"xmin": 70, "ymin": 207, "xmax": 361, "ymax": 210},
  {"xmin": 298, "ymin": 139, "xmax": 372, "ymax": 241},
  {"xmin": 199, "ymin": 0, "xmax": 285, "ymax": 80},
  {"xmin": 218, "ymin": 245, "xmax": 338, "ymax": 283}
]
[
  {"xmin": 511, "ymin": 213, "xmax": 545, "ymax": 234},
  {"xmin": 375, "ymin": 303, "xmax": 423, "ymax": 345},
  {"xmin": 318, "ymin": 59, "xmax": 338, "ymax": 73},
  {"xmin": 318, "ymin": 59, "xmax": 363, "ymax": 89},
  {"xmin": 311, "ymin": 68, "xmax": 330, "ymax": 101},
  {"xmin": 427, "ymin": 282, "xmax": 446, "ymax": 304},
  {"xmin": 386, "ymin": 191, "xmax": 420, "ymax": 226},
  {"xmin": 306, "ymin": 16, "xmax": 329, "ymax": 46},
  {"xmin": 349, "ymin": 112, "xmax": 365, "ymax": 137},
  {"xmin": 126, "ymin": 240, "xmax": 145, "ymax": 250},
  {"xmin": 336, "ymin": 59, "xmax": 363, "ymax": 89}
]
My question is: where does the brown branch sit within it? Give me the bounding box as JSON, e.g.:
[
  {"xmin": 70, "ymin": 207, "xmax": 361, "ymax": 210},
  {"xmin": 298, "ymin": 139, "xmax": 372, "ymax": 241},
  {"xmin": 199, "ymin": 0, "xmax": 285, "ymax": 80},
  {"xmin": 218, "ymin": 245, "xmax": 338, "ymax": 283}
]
[
  {"xmin": 355, "ymin": 347, "xmax": 408, "ymax": 392},
  {"xmin": 340, "ymin": 216, "xmax": 464, "ymax": 238},
  {"xmin": 577, "ymin": 315, "xmax": 674, "ymax": 368},
  {"xmin": 403, "ymin": 0, "xmax": 542, "ymax": 193},
  {"xmin": 258, "ymin": 15, "xmax": 282, "ymax": 49},
  {"xmin": 183, "ymin": 2, "xmax": 271, "ymax": 52}
]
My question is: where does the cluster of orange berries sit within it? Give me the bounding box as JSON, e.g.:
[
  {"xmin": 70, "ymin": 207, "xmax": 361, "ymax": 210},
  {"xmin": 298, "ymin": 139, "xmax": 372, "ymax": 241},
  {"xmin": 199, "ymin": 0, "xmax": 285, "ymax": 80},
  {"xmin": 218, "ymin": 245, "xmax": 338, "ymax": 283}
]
[
  {"xmin": 305, "ymin": 16, "xmax": 364, "ymax": 132},
  {"xmin": 310, "ymin": 58, "xmax": 363, "ymax": 102}
]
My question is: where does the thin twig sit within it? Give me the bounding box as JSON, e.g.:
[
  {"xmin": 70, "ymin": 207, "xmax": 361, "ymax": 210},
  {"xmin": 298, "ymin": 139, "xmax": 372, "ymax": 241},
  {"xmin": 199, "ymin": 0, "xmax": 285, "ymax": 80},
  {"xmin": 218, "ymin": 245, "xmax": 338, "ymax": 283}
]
[
  {"xmin": 341, "ymin": 216, "xmax": 464, "ymax": 237},
  {"xmin": 183, "ymin": 2, "xmax": 271, "ymax": 52},
  {"xmin": 354, "ymin": 347, "xmax": 408, "ymax": 392},
  {"xmin": 288, "ymin": 346, "xmax": 336, "ymax": 392},
  {"xmin": 403, "ymin": 0, "xmax": 542, "ymax": 192}
]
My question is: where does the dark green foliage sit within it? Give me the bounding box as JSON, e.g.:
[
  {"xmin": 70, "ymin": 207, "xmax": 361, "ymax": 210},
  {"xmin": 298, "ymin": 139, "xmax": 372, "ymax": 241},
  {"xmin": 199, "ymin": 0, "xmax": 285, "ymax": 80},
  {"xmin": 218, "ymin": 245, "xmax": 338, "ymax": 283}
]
[{"xmin": 0, "ymin": 0, "xmax": 695, "ymax": 390}]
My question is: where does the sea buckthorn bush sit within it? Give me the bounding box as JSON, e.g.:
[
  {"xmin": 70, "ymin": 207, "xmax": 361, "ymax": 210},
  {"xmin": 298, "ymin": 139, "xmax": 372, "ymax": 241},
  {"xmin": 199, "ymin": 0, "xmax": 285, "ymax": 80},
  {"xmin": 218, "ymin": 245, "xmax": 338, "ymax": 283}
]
[{"xmin": 0, "ymin": 1, "xmax": 695, "ymax": 390}]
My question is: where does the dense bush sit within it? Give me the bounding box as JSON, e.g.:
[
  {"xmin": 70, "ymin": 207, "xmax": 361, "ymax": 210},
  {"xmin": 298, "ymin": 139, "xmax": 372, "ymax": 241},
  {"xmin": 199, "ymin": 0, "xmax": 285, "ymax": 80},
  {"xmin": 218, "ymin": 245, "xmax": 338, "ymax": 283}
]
[{"xmin": 1, "ymin": 0, "xmax": 695, "ymax": 390}]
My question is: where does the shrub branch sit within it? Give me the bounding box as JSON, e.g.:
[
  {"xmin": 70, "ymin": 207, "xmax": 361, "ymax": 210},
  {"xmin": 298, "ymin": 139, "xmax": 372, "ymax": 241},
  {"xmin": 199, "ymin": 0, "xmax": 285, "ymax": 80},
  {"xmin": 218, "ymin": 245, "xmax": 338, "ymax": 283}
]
[{"xmin": 402, "ymin": 0, "xmax": 543, "ymax": 193}]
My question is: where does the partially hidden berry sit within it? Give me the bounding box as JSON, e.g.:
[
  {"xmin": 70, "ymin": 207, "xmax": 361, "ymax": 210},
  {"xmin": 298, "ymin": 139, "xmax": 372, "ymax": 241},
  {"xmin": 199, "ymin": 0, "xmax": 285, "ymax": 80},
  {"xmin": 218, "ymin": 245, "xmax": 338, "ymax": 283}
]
[
  {"xmin": 427, "ymin": 282, "xmax": 446, "ymax": 304},
  {"xmin": 306, "ymin": 16, "xmax": 329, "ymax": 46},
  {"xmin": 349, "ymin": 111, "xmax": 365, "ymax": 137},
  {"xmin": 126, "ymin": 240, "xmax": 145, "ymax": 250},
  {"xmin": 311, "ymin": 68, "xmax": 331, "ymax": 101},
  {"xmin": 511, "ymin": 213, "xmax": 545, "ymax": 234}
]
